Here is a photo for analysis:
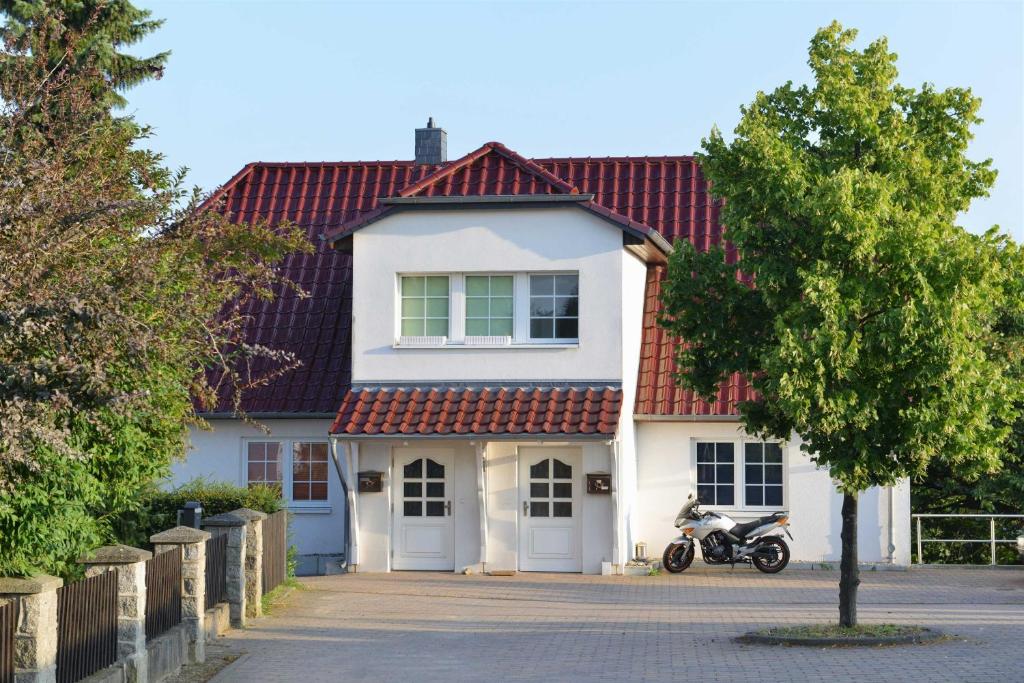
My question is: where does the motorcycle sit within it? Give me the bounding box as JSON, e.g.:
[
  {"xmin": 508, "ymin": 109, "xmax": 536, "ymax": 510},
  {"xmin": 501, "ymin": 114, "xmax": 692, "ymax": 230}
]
[{"xmin": 662, "ymin": 494, "xmax": 793, "ymax": 574}]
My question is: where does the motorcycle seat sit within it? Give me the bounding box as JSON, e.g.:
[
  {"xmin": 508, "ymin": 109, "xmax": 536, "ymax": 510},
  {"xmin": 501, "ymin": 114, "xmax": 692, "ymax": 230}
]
[{"xmin": 730, "ymin": 512, "xmax": 786, "ymax": 539}]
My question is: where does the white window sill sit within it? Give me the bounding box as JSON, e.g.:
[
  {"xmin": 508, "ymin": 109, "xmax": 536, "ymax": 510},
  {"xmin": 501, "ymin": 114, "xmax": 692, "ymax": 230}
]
[
  {"xmin": 393, "ymin": 342, "xmax": 580, "ymax": 350},
  {"xmin": 287, "ymin": 505, "xmax": 332, "ymax": 514}
]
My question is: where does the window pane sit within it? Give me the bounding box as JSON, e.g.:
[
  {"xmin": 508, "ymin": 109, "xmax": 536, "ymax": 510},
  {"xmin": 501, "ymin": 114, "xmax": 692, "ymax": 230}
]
[
  {"xmin": 248, "ymin": 462, "xmax": 264, "ymax": 481},
  {"xmin": 292, "ymin": 483, "xmax": 310, "ymax": 501},
  {"xmin": 555, "ymin": 319, "xmax": 578, "ymax": 339},
  {"xmin": 745, "ymin": 464, "xmax": 763, "ymax": 484},
  {"xmin": 555, "ymin": 296, "xmax": 578, "ymax": 317},
  {"xmin": 466, "ymin": 276, "xmax": 489, "ymax": 296},
  {"xmin": 404, "ymin": 459, "xmax": 423, "ymax": 478},
  {"xmin": 425, "ymin": 298, "xmax": 449, "ymax": 317},
  {"xmin": 697, "ymin": 463, "xmax": 716, "ymax": 484},
  {"xmin": 426, "ymin": 459, "xmax": 445, "ymax": 478},
  {"xmin": 491, "ymin": 318, "xmax": 513, "ymax": 336},
  {"xmin": 404, "ymin": 482, "xmax": 422, "ymax": 497},
  {"xmin": 491, "ymin": 276, "xmax": 513, "ymax": 296},
  {"xmin": 555, "ymin": 274, "xmax": 578, "ymax": 295},
  {"xmin": 401, "ymin": 319, "xmax": 425, "ymax": 336},
  {"xmin": 530, "ymin": 298, "xmax": 554, "ymax": 317},
  {"xmin": 553, "ymin": 502, "xmax": 572, "ymax": 517},
  {"xmin": 552, "ymin": 459, "xmax": 572, "ymax": 479},
  {"xmin": 401, "ymin": 297, "xmax": 424, "ymax": 317},
  {"xmin": 311, "ymin": 462, "xmax": 328, "ymax": 481},
  {"xmin": 404, "ymin": 501, "xmax": 422, "ymax": 517},
  {"xmin": 765, "ymin": 486, "xmax": 783, "ymax": 506},
  {"xmin": 425, "ymin": 276, "xmax": 449, "ymax": 296},
  {"xmin": 530, "ymin": 502, "xmax": 549, "ymax": 517},
  {"xmin": 531, "ymin": 318, "xmax": 553, "ymax": 338},
  {"xmin": 765, "ymin": 465, "xmax": 783, "ymax": 485},
  {"xmin": 401, "ymin": 276, "xmax": 424, "ymax": 295},
  {"xmin": 530, "ymin": 482, "xmax": 548, "ymax": 498},
  {"xmin": 765, "ymin": 443, "xmax": 783, "ymax": 463},
  {"xmin": 697, "ymin": 484, "xmax": 716, "ymax": 504},
  {"xmin": 530, "ymin": 275, "xmax": 554, "ymax": 296},
  {"xmin": 530, "ymin": 459, "xmax": 549, "ymax": 478},
  {"xmin": 425, "ymin": 318, "xmax": 448, "ymax": 336},
  {"xmin": 744, "ymin": 442, "xmax": 763, "ymax": 463},
  {"xmin": 426, "ymin": 501, "xmax": 445, "ymax": 516},
  {"xmin": 717, "ymin": 443, "xmax": 735, "ymax": 462},
  {"xmin": 491, "ymin": 297, "xmax": 513, "ymax": 317},
  {"xmin": 553, "ymin": 483, "xmax": 572, "ymax": 498},
  {"xmin": 465, "ymin": 298, "xmax": 489, "ymax": 317},
  {"xmin": 696, "ymin": 442, "xmax": 715, "ymax": 461},
  {"xmin": 746, "ymin": 486, "xmax": 763, "ymax": 507},
  {"xmin": 310, "ymin": 483, "xmax": 328, "ymax": 501},
  {"xmin": 426, "ymin": 482, "xmax": 445, "ymax": 498},
  {"xmin": 716, "ymin": 463, "xmax": 734, "ymax": 483},
  {"xmin": 465, "ymin": 319, "xmax": 489, "ymax": 336},
  {"xmin": 717, "ymin": 485, "xmax": 734, "ymax": 506}
]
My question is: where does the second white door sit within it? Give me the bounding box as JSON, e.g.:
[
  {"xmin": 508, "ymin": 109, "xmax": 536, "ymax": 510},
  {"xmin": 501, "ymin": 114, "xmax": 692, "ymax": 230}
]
[
  {"xmin": 392, "ymin": 449, "xmax": 454, "ymax": 570},
  {"xmin": 518, "ymin": 448, "xmax": 582, "ymax": 572}
]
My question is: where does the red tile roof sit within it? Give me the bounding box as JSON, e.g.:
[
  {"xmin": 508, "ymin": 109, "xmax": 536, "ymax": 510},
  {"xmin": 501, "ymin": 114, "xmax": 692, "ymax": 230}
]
[
  {"xmin": 206, "ymin": 143, "xmax": 749, "ymax": 416},
  {"xmin": 330, "ymin": 387, "xmax": 622, "ymax": 436}
]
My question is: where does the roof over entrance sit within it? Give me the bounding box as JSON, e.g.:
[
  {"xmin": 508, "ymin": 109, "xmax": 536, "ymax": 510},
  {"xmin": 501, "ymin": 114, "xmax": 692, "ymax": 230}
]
[
  {"xmin": 330, "ymin": 386, "xmax": 622, "ymax": 436},
  {"xmin": 204, "ymin": 144, "xmax": 752, "ymax": 417}
]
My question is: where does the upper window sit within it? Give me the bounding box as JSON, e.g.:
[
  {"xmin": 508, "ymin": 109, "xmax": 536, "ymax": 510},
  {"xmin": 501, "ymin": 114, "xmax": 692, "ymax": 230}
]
[
  {"xmin": 400, "ymin": 275, "xmax": 449, "ymax": 337},
  {"xmin": 695, "ymin": 440, "xmax": 785, "ymax": 509},
  {"xmin": 465, "ymin": 275, "xmax": 513, "ymax": 337},
  {"xmin": 529, "ymin": 274, "xmax": 578, "ymax": 340},
  {"xmin": 696, "ymin": 442, "xmax": 735, "ymax": 506}
]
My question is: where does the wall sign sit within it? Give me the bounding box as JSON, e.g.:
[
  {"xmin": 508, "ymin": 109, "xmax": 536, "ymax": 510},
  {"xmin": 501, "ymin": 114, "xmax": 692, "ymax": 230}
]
[
  {"xmin": 357, "ymin": 471, "xmax": 383, "ymax": 493},
  {"xmin": 586, "ymin": 473, "xmax": 611, "ymax": 494}
]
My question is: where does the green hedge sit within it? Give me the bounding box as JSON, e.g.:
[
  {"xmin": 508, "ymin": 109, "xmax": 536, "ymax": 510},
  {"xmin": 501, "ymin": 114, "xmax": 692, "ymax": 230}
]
[{"xmin": 112, "ymin": 478, "xmax": 283, "ymax": 548}]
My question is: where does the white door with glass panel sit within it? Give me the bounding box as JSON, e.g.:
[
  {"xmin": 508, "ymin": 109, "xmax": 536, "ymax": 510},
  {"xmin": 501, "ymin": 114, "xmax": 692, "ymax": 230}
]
[
  {"xmin": 518, "ymin": 448, "xmax": 582, "ymax": 572},
  {"xmin": 392, "ymin": 449, "xmax": 454, "ymax": 570}
]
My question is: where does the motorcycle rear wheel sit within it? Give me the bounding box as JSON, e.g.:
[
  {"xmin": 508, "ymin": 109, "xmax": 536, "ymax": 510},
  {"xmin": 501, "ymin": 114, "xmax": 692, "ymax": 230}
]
[
  {"xmin": 751, "ymin": 537, "xmax": 790, "ymax": 573},
  {"xmin": 662, "ymin": 542, "xmax": 695, "ymax": 573}
]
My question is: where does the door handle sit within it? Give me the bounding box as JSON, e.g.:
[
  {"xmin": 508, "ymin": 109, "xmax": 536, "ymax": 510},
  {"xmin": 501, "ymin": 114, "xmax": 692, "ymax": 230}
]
[
  {"xmin": 523, "ymin": 500, "xmax": 529, "ymax": 516},
  {"xmin": 445, "ymin": 500, "xmax": 452, "ymax": 516}
]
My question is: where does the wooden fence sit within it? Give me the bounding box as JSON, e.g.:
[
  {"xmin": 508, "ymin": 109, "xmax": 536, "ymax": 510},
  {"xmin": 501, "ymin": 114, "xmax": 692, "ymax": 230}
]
[
  {"xmin": 145, "ymin": 547, "xmax": 182, "ymax": 641},
  {"xmin": 261, "ymin": 510, "xmax": 288, "ymax": 593},
  {"xmin": 56, "ymin": 570, "xmax": 117, "ymax": 683},
  {"xmin": 205, "ymin": 534, "xmax": 228, "ymax": 610},
  {"xmin": 0, "ymin": 599, "xmax": 16, "ymax": 683}
]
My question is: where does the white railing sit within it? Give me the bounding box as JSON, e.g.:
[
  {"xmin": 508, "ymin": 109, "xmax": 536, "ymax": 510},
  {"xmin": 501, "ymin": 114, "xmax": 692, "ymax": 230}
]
[{"xmin": 912, "ymin": 513, "xmax": 1024, "ymax": 566}]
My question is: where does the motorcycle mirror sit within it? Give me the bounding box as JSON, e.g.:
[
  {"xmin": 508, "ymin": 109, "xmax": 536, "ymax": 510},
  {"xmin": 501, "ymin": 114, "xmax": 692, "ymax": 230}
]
[{"xmin": 687, "ymin": 493, "xmax": 694, "ymax": 500}]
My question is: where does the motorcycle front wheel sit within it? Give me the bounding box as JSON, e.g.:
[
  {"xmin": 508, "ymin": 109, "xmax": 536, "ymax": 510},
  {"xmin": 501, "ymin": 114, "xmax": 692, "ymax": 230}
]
[
  {"xmin": 662, "ymin": 542, "xmax": 695, "ymax": 573},
  {"xmin": 751, "ymin": 537, "xmax": 790, "ymax": 573}
]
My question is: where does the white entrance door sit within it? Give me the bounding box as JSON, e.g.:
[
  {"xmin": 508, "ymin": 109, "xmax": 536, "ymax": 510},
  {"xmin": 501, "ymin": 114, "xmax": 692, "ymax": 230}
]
[
  {"xmin": 518, "ymin": 448, "xmax": 582, "ymax": 572},
  {"xmin": 392, "ymin": 449, "xmax": 455, "ymax": 570}
]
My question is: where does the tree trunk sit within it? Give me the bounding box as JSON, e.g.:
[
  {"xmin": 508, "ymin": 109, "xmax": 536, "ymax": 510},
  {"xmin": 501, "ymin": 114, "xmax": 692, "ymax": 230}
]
[{"xmin": 838, "ymin": 491, "xmax": 859, "ymax": 627}]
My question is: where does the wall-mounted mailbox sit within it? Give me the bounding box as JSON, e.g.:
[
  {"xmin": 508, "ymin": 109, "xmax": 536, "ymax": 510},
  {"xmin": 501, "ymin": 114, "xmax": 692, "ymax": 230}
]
[
  {"xmin": 357, "ymin": 471, "xmax": 383, "ymax": 493},
  {"xmin": 586, "ymin": 473, "xmax": 611, "ymax": 494}
]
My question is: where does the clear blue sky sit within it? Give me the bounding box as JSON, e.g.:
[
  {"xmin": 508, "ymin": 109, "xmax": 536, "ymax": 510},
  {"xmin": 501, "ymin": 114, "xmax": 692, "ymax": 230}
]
[{"xmin": 130, "ymin": 1, "xmax": 1023, "ymax": 239}]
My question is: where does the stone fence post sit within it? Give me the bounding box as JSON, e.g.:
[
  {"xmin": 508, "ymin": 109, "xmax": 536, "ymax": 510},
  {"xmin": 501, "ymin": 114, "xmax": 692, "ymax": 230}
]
[
  {"xmin": 202, "ymin": 513, "xmax": 246, "ymax": 628},
  {"xmin": 231, "ymin": 509, "xmax": 266, "ymax": 620},
  {"xmin": 0, "ymin": 575, "xmax": 61, "ymax": 683},
  {"xmin": 150, "ymin": 526, "xmax": 209, "ymax": 663},
  {"xmin": 79, "ymin": 545, "xmax": 152, "ymax": 683}
]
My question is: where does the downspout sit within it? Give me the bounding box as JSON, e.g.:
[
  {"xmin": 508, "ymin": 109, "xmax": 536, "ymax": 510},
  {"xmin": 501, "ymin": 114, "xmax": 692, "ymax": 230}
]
[
  {"xmin": 329, "ymin": 438, "xmax": 360, "ymax": 571},
  {"xmin": 610, "ymin": 439, "xmax": 621, "ymax": 574},
  {"xmin": 348, "ymin": 442, "xmax": 360, "ymax": 570},
  {"xmin": 475, "ymin": 442, "xmax": 488, "ymax": 573},
  {"xmin": 329, "ymin": 437, "xmax": 350, "ymax": 568}
]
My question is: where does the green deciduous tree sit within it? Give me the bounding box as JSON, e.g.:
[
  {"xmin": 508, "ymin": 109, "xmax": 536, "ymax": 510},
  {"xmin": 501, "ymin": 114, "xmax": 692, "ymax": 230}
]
[
  {"xmin": 0, "ymin": 6, "xmax": 308, "ymax": 577},
  {"xmin": 660, "ymin": 22, "xmax": 1022, "ymax": 626}
]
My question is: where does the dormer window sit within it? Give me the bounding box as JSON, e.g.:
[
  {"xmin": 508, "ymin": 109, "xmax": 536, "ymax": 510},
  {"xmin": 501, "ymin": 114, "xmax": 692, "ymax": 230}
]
[
  {"xmin": 465, "ymin": 275, "xmax": 514, "ymax": 337},
  {"xmin": 400, "ymin": 275, "xmax": 450, "ymax": 337},
  {"xmin": 529, "ymin": 274, "xmax": 578, "ymax": 341}
]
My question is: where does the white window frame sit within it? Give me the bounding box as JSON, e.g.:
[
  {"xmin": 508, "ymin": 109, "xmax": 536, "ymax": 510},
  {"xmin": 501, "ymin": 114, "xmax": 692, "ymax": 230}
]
[
  {"xmin": 241, "ymin": 437, "xmax": 332, "ymax": 512},
  {"xmin": 689, "ymin": 438, "xmax": 788, "ymax": 513},
  {"xmin": 394, "ymin": 271, "xmax": 580, "ymax": 347},
  {"xmin": 526, "ymin": 271, "xmax": 579, "ymax": 344}
]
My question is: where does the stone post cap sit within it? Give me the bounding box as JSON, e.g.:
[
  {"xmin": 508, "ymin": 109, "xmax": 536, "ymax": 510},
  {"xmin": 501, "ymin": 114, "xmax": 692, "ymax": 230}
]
[
  {"xmin": 231, "ymin": 508, "xmax": 268, "ymax": 521},
  {"xmin": 78, "ymin": 544, "xmax": 152, "ymax": 565},
  {"xmin": 0, "ymin": 574, "xmax": 63, "ymax": 594},
  {"xmin": 150, "ymin": 525, "xmax": 212, "ymax": 544},
  {"xmin": 202, "ymin": 512, "xmax": 247, "ymax": 528}
]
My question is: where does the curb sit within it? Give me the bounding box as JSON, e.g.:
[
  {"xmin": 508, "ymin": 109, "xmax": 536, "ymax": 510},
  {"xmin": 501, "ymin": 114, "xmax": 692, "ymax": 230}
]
[{"xmin": 735, "ymin": 628, "xmax": 945, "ymax": 647}]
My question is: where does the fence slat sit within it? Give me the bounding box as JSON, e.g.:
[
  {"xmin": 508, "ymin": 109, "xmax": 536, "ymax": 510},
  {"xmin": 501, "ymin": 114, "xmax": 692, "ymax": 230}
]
[
  {"xmin": 261, "ymin": 510, "xmax": 287, "ymax": 593},
  {"xmin": 205, "ymin": 534, "xmax": 228, "ymax": 610},
  {"xmin": 56, "ymin": 570, "xmax": 117, "ymax": 683},
  {"xmin": 145, "ymin": 547, "xmax": 182, "ymax": 641},
  {"xmin": 0, "ymin": 600, "xmax": 17, "ymax": 683}
]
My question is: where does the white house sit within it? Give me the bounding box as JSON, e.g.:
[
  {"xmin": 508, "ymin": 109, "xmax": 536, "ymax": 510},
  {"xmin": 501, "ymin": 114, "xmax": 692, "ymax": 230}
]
[{"xmin": 176, "ymin": 122, "xmax": 911, "ymax": 575}]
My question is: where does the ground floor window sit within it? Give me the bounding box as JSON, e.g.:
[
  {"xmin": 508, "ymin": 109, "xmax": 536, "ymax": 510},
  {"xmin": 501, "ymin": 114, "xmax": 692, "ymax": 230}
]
[
  {"xmin": 246, "ymin": 439, "xmax": 329, "ymax": 504},
  {"xmin": 695, "ymin": 440, "xmax": 785, "ymax": 509}
]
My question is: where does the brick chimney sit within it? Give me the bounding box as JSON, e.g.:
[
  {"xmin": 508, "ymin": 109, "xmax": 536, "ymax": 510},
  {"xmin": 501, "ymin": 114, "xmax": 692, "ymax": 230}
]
[{"xmin": 414, "ymin": 117, "xmax": 447, "ymax": 166}]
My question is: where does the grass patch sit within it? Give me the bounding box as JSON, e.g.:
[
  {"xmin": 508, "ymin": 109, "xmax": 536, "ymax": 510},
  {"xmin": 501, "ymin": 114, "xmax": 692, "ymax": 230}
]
[
  {"xmin": 755, "ymin": 624, "xmax": 928, "ymax": 639},
  {"xmin": 260, "ymin": 576, "xmax": 303, "ymax": 615}
]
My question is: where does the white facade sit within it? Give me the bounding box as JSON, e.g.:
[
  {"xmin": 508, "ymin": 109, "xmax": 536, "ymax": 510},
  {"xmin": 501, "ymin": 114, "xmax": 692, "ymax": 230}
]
[{"xmin": 177, "ymin": 201, "xmax": 912, "ymax": 575}]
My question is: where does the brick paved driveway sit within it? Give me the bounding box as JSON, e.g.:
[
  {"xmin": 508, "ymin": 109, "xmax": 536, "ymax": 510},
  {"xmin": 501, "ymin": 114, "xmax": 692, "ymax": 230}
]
[{"xmin": 213, "ymin": 567, "xmax": 1024, "ymax": 683}]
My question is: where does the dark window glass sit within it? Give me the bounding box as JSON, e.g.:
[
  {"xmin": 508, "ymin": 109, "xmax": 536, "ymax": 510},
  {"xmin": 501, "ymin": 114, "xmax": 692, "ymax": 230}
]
[
  {"xmin": 404, "ymin": 482, "xmax": 422, "ymax": 497},
  {"xmin": 716, "ymin": 463, "xmax": 734, "ymax": 483},
  {"xmin": 530, "ymin": 502, "xmax": 549, "ymax": 517},
  {"xmin": 426, "ymin": 501, "xmax": 445, "ymax": 516},
  {"xmin": 696, "ymin": 442, "xmax": 715, "ymax": 461},
  {"xmin": 555, "ymin": 297, "xmax": 578, "ymax": 317},
  {"xmin": 765, "ymin": 443, "xmax": 783, "ymax": 463},
  {"xmin": 404, "ymin": 501, "xmax": 422, "ymax": 517},
  {"xmin": 426, "ymin": 482, "xmax": 445, "ymax": 498},
  {"xmin": 404, "ymin": 459, "xmax": 422, "ymax": 478},
  {"xmin": 530, "ymin": 482, "xmax": 549, "ymax": 498},
  {"xmin": 553, "ymin": 502, "xmax": 572, "ymax": 517},
  {"xmin": 746, "ymin": 486, "xmax": 763, "ymax": 506},
  {"xmin": 745, "ymin": 464, "xmax": 762, "ymax": 484},
  {"xmin": 530, "ymin": 319, "xmax": 553, "ymax": 338},
  {"xmin": 555, "ymin": 319, "xmax": 578, "ymax": 339},
  {"xmin": 745, "ymin": 442, "xmax": 763, "ymax": 462},
  {"xmin": 717, "ymin": 485, "xmax": 734, "ymax": 506},
  {"xmin": 717, "ymin": 443, "xmax": 734, "ymax": 462},
  {"xmin": 530, "ymin": 459, "xmax": 549, "ymax": 479},
  {"xmin": 697, "ymin": 464, "xmax": 716, "ymax": 483},
  {"xmin": 765, "ymin": 465, "xmax": 783, "ymax": 485},
  {"xmin": 530, "ymin": 275, "xmax": 554, "ymax": 295},
  {"xmin": 552, "ymin": 459, "xmax": 572, "ymax": 479},
  {"xmin": 293, "ymin": 483, "xmax": 310, "ymax": 501},
  {"xmin": 765, "ymin": 486, "xmax": 783, "ymax": 506},
  {"xmin": 530, "ymin": 299, "xmax": 555, "ymax": 317},
  {"xmin": 697, "ymin": 484, "xmax": 716, "ymax": 504},
  {"xmin": 426, "ymin": 459, "xmax": 445, "ymax": 479},
  {"xmin": 552, "ymin": 483, "xmax": 572, "ymax": 498},
  {"xmin": 555, "ymin": 274, "xmax": 578, "ymax": 295}
]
